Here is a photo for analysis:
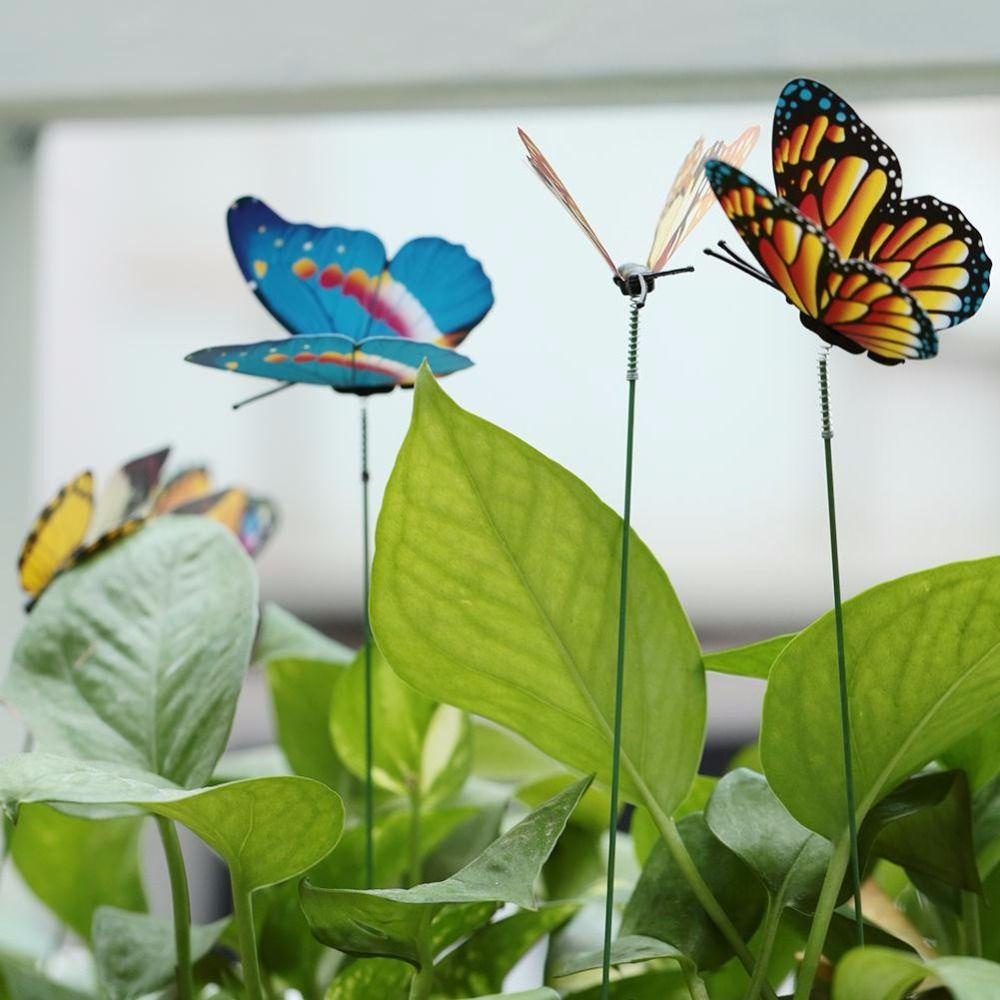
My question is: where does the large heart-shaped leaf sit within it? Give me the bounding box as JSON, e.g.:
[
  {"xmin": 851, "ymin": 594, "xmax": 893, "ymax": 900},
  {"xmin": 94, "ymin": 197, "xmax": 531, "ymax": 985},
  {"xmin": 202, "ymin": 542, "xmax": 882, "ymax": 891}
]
[
  {"xmin": 371, "ymin": 369, "xmax": 704, "ymax": 816},
  {"xmin": 10, "ymin": 804, "xmax": 145, "ymax": 939},
  {"xmin": 0, "ymin": 956, "xmax": 92, "ymax": 1000},
  {"xmin": 91, "ymin": 907, "xmax": 227, "ymax": 1000},
  {"xmin": 5, "ymin": 518, "xmax": 258, "ymax": 787},
  {"xmin": 300, "ymin": 777, "xmax": 590, "ymax": 968},
  {"xmin": 621, "ymin": 812, "xmax": 765, "ymax": 970},
  {"xmin": 0, "ymin": 754, "xmax": 343, "ymax": 891},
  {"xmin": 762, "ymin": 558, "xmax": 1000, "ymax": 839},
  {"xmin": 943, "ymin": 720, "xmax": 1000, "ymax": 791},
  {"xmin": 552, "ymin": 934, "xmax": 694, "ymax": 979},
  {"xmin": 833, "ymin": 947, "xmax": 1000, "ymax": 999}
]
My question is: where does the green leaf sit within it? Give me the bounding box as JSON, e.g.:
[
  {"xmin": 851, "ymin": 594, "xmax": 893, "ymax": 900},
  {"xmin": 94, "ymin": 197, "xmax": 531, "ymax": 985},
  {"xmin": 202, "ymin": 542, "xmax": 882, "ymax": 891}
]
[
  {"xmin": 621, "ymin": 812, "xmax": 765, "ymax": 970},
  {"xmin": 553, "ymin": 934, "xmax": 693, "ymax": 978},
  {"xmin": 0, "ymin": 956, "xmax": 92, "ymax": 1000},
  {"xmin": 471, "ymin": 722, "xmax": 555, "ymax": 784},
  {"xmin": 464, "ymin": 992, "xmax": 559, "ymax": 1000},
  {"xmin": 517, "ymin": 773, "xmax": 610, "ymax": 834},
  {"xmin": 211, "ymin": 745, "xmax": 290, "ymax": 783},
  {"xmin": 301, "ymin": 776, "xmax": 590, "ymax": 967},
  {"xmin": 705, "ymin": 768, "xmax": 830, "ymax": 913},
  {"xmin": 862, "ymin": 770, "xmax": 980, "ymax": 895},
  {"xmin": 0, "ymin": 754, "xmax": 344, "ymax": 891},
  {"xmin": 563, "ymin": 969, "xmax": 690, "ymax": 999},
  {"xmin": 325, "ymin": 958, "xmax": 411, "ymax": 999},
  {"xmin": 943, "ymin": 720, "xmax": 1000, "ymax": 791},
  {"xmin": 10, "ymin": 804, "xmax": 145, "ymax": 939},
  {"xmin": 371, "ymin": 369, "xmax": 704, "ymax": 815},
  {"xmin": 435, "ymin": 903, "xmax": 577, "ymax": 997},
  {"xmin": 762, "ymin": 557, "xmax": 1000, "ymax": 838},
  {"xmin": 254, "ymin": 603, "xmax": 353, "ymax": 664},
  {"xmin": 267, "ymin": 657, "xmax": 355, "ymax": 795},
  {"xmin": 704, "ymin": 633, "xmax": 795, "ymax": 678},
  {"xmin": 5, "ymin": 518, "xmax": 258, "ymax": 787},
  {"xmin": 312, "ymin": 806, "xmax": 477, "ymax": 890},
  {"xmin": 91, "ymin": 907, "xmax": 226, "ymax": 1000},
  {"xmin": 833, "ymin": 947, "xmax": 1000, "ymax": 999},
  {"xmin": 330, "ymin": 644, "xmax": 470, "ymax": 804}
]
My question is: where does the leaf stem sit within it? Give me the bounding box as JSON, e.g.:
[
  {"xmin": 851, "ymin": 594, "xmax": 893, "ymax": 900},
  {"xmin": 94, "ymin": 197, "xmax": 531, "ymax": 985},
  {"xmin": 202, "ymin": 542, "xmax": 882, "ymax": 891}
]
[
  {"xmin": 962, "ymin": 890, "xmax": 982, "ymax": 957},
  {"xmin": 407, "ymin": 780, "xmax": 422, "ymax": 888},
  {"xmin": 647, "ymin": 803, "xmax": 779, "ymax": 1000},
  {"xmin": 683, "ymin": 965, "xmax": 711, "ymax": 1000},
  {"xmin": 155, "ymin": 817, "xmax": 194, "ymax": 1000},
  {"xmin": 744, "ymin": 898, "xmax": 781, "ymax": 1000},
  {"xmin": 361, "ymin": 400, "xmax": 375, "ymax": 889},
  {"xmin": 817, "ymin": 349, "xmax": 864, "ymax": 946},
  {"xmin": 793, "ymin": 834, "xmax": 850, "ymax": 1000},
  {"xmin": 602, "ymin": 298, "xmax": 640, "ymax": 1000},
  {"xmin": 232, "ymin": 877, "xmax": 264, "ymax": 1000},
  {"xmin": 408, "ymin": 915, "xmax": 435, "ymax": 1000}
]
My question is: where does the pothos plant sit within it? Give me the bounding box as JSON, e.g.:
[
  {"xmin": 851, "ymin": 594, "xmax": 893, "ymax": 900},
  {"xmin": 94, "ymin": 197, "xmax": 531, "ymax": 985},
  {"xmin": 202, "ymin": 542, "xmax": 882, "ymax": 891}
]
[{"xmin": 1, "ymin": 371, "xmax": 1000, "ymax": 1000}]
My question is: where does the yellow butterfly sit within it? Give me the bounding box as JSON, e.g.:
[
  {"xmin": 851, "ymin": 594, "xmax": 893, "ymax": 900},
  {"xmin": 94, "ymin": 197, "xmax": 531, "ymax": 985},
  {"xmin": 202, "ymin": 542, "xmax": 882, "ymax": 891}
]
[{"xmin": 18, "ymin": 448, "xmax": 169, "ymax": 602}]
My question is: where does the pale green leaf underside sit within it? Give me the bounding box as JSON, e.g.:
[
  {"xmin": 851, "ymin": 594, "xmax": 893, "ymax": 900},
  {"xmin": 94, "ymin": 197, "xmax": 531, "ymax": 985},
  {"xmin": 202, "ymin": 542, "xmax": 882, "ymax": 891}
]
[
  {"xmin": 372, "ymin": 370, "xmax": 704, "ymax": 816},
  {"xmin": 0, "ymin": 753, "xmax": 343, "ymax": 891},
  {"xmin": 834, "ymin": 946, "xmax": 1000, "ymax": 999}
]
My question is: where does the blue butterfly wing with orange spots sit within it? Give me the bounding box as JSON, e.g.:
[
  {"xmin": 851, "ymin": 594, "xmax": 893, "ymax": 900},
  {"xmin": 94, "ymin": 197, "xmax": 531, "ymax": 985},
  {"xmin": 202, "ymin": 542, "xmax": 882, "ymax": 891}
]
[
  {"xmin": 227, "ymin": 196, "xmax": 388, "ymax": 338},
  {"xmin": 186, "ymin": 329, "xmax": 472, "ymax": 395},
  {"xmin": 772, "ymin": 78, "xmax": 991, "ymax": 330},
  {"xmin": 374, "ymin": 237, "xmax": 495, "ymax": 347}
]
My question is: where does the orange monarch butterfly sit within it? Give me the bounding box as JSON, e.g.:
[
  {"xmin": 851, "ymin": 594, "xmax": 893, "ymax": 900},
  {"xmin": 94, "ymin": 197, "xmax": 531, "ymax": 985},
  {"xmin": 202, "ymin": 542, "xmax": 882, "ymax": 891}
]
[{"xmin": 705, "ymin": 79, "xmax": 991, "ymax": 364}]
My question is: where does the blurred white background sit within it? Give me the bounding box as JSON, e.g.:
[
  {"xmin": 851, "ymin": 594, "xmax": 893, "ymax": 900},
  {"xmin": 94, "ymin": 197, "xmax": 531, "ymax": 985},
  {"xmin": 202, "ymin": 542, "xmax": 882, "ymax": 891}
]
[{"xmin": 21, "ymin": 94, "xmax": 1000, "ymax": 746}]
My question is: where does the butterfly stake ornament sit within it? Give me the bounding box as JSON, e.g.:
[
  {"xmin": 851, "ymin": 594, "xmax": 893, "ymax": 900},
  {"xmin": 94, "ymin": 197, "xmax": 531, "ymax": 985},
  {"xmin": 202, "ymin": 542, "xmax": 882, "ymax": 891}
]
[
  {"xmin": 519, "ymin": 123, "xmax": 760, "ymax": 1000},
  {"xmin": 185, "ymin": 196, "xmax": 495, "ymax": 889},
  {"xmin": 705, "ymin": 78, "xmax": 991, "ymax": 998},
  {"xmin": 18, "ymin": 447, "xmax": 276, "ymax": 610}
]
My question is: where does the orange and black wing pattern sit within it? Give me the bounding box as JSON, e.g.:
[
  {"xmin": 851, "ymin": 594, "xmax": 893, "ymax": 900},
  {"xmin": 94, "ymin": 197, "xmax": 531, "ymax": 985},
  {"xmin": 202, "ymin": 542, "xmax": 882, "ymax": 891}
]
[
  {"xmin": 153, "ymin": 466, "xmax": 213, "ymax": 514},
  {"xmin": 705, "ymin": 161, "xmax": 937, "ymax": 363},
  {"xmin": 773, "ymin": 79, "xmax": 990, "ymax": 328}
]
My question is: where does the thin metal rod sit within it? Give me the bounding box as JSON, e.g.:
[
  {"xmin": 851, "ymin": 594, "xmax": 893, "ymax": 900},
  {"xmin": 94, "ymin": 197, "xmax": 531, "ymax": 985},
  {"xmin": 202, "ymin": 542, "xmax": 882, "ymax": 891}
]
[
  {"xmin": 817, "ymin": 348, "xmax": 864, "ymax": 946},
  {"xmin": 601, "ymin": 298, "xmax": 640, "ymax": 998},
  {"xmin": 231, "ymin": 381, "xmax": 295, "ymax": 410},
  {"xmin": 360, "ymin": 401, "xmax": 374, "ymax": 890}
]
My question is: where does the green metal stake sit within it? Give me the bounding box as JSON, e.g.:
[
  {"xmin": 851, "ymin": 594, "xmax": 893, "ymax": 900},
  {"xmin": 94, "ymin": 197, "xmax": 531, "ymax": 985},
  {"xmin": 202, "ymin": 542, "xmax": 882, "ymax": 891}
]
[
  {"xmin": 817, "ymin": 347, "xmax": 864, "ymax": 946},
  {"xmin": 361, "ymin": 400, "xmax": 374, "ymax": 889},
  {"xmin": 601, "ymin": 297, "xmax": 641, "ymax": 997}
]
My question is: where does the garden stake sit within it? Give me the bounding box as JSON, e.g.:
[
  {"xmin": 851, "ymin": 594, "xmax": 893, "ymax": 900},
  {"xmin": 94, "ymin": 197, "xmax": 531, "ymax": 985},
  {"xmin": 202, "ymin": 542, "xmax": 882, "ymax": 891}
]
[
  {"xmin": 817, "ymin": 346, "xmax": 863, "ymax": 945},
  {"xmin": 361, "ymin": 399, "xmax": 375, "ymax": 889},
  {"xmin": 601, "ymin": 289, "xmax": 642, "ymax": 998}
]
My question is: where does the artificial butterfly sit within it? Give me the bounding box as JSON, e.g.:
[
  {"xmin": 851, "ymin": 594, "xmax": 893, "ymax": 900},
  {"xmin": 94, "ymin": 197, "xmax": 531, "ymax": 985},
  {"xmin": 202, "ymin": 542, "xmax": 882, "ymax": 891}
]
[
  {"xmin": 18, "ymin": 449, "xmax": 278, "ymax": 606},
  {"xmin": 155, "ymin": 466, "xmax": 278, "ymax": 559},
  {"xmin": 185, "ymin": 197, "xmax": 494, "ymax": 397},
  {"xmin": 705, "ymin": 78, "xmax": 991, "ymax": 364},
  {"xmin": 518, "ymin": 125, "xmax": 759, "ymax": 300}
]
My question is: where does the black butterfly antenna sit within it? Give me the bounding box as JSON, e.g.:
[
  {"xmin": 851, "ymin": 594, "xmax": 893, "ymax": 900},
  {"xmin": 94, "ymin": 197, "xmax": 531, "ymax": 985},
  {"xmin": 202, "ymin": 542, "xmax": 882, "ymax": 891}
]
[
  {"xmin": 703, "ymin": 240, "xmax": 777, "ymax": 290},
  {"xmin": 231, "ymin": 381, "xmax": 295, "ymax": 411}
]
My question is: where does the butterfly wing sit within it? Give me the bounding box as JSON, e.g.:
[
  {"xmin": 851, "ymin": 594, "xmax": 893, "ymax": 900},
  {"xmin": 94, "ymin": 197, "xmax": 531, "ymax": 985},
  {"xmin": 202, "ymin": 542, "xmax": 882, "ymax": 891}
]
[
  {"xmin": 171, "ymin": 488, "xmax": 248, "ymax": 533},
  {"xmin": 228, "ymin": 197, "xmax": 388, "ymax": 338},
  {"xmin": 19, "ymin": 471, "xmax": 94, "ymax": 597},
  {"xmin": 517, "ymin": 128, "xmax": 619, "ymax": 276},
  {"xmin": 376, "ymin": 238, "xmax": 494, "ymax": 347},
  {"xmin": 239, "ymin": 498, "xmax": 278, "ymax": 558},
  {"xmin": 647, "ymin": 126, "xmax": 760, "ymax": 271},
  {"xmin": 772, "ymin": 79, "xmax": 900, "ymax": 259},
  {"xmin": 87, "ymin": 446, "xmax": 171, "ymax": 542},
  {"xmin": 187, "ymin": 331, "xmax": 472, "ymax": 394},
  {"xmin": 153, "ymin": 467, "xmax": 213, "ymax": 514},
  {"xmin": 864, "ymin": 196, "xmax": 991, "ymax": 331},
  {"xmin": 63, "ymin": 519, "xmax": 146, "ymax": 577},
  {"xmin": 705, "ymin": 161, "xmax": 936, "ymax": 363}
]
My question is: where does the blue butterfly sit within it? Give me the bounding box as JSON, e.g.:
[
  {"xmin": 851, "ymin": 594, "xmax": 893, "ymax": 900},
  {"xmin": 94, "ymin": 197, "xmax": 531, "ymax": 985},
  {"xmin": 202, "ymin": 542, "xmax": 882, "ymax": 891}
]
[{"xmin": 185, "ymin": 196, "xmax": 494, "ymax": 397}]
